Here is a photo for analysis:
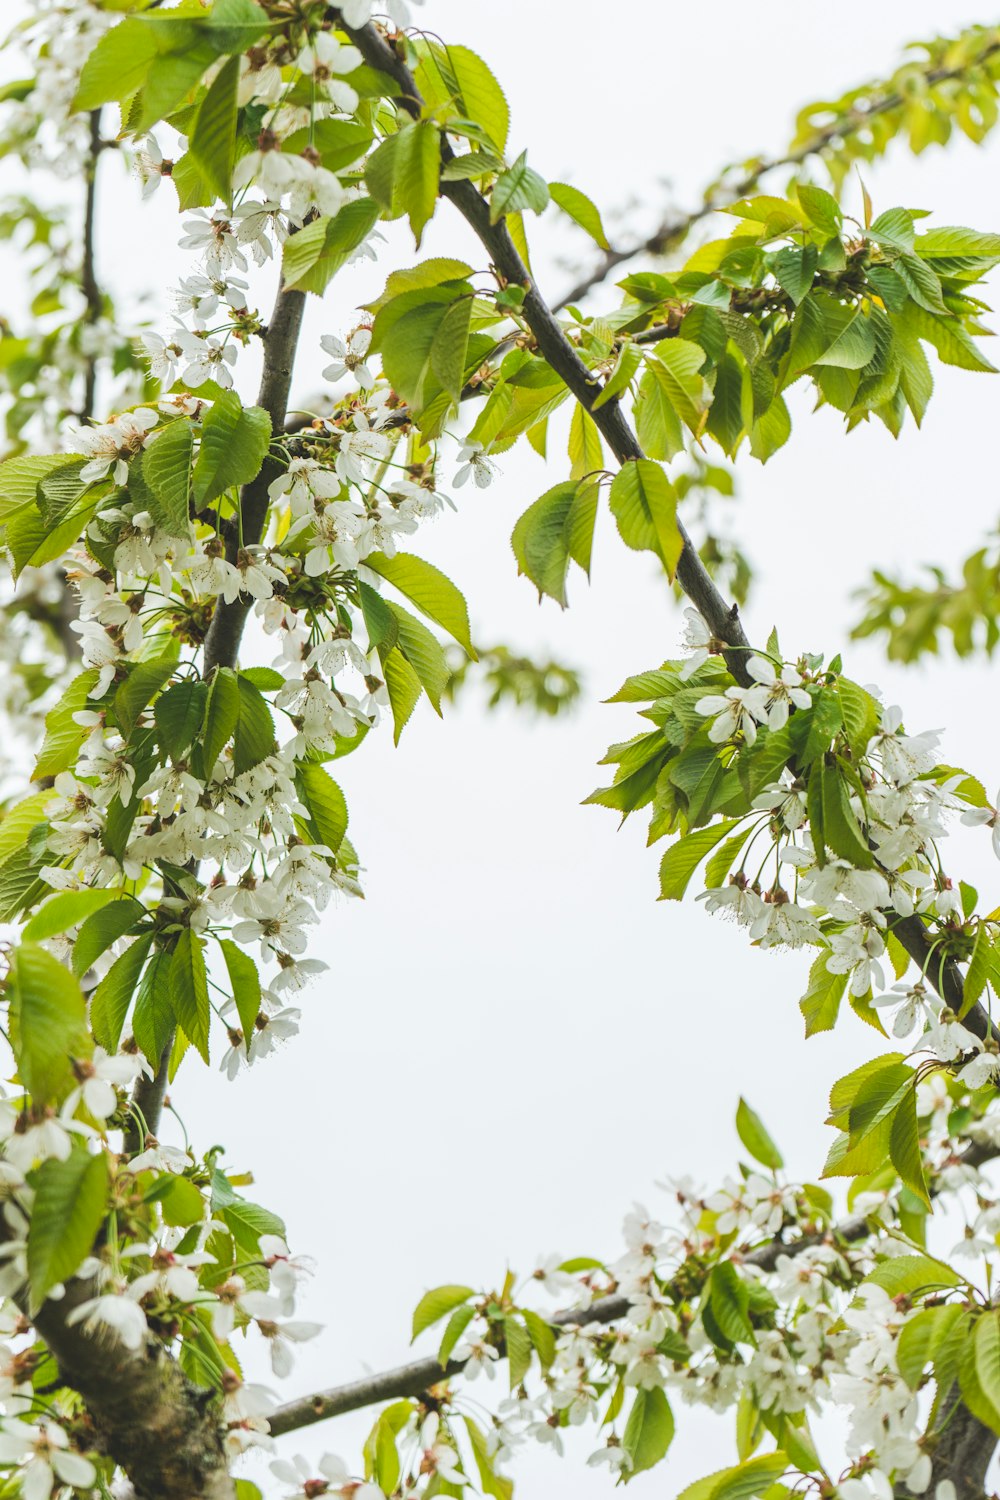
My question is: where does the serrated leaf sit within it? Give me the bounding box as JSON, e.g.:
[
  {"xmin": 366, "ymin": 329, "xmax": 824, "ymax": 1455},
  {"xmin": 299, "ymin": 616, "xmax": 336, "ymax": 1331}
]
[
  {"xmin": 189, "ymin": 52, "xmax": 239, "ymax": 204},
  {"xmin": 366, "ymin": 121, "xmax": 441, "ymax": 247},
  {"xmin": 609, "ymin": 459, "xmax": 683, "ymax": 577},
  {"xmin": 233, "ymin": 676, "xmax": 276, "ymax": 775},
  {"xmin": 22, "ymin": 889, "xmax": 118, "ymax": 943},
  {"xmin": 799, "ymin": 951, "xmax": 847, "ymax": 1037},
  {"xmin": 412, "ymin": 1284, "xmax": 475, "ymax": 1342},
  {"xmin": 511, "ymin": 481, "xmax": 578, "ymax": 606},
  {"xmin": 27, "ymin": 1146, "xmax": 109, "ymax": 1314},
  {"xmin": 490, "ymin": 150, "xmax": 549, "ymax": 224},
  {"xmin": 155, "ymin": 680, "xmax": 209, "ymax": 761},
  {"xmin": 296, "ymin": 763, "xmax": 348, "ymax": 855},
  {"xmin": 33, "ymin": 669, "xmax": 100, "ymax": 781},
  {"xmin": 170, "ymin": 929, "xmax": 210, "ymax": 1064},
  {"xmin": 504, "ymin": 1313, "xmax": 532, "ymax": 1389},
  {"xmin": 9, "ymin": 944, "xmax": 91, "ymax": 1106},
  {"xmin": 218, "ymin": 937, "xmax": 261, "ymax": 1044},
  {"xmin": 192, "ymin": 391, "xmax": 271, "ymax": 506},
  {"xmin": 383, "ymin": 648, "xmax": 422, "ymax": 745},
  {"xmin": 90, "ymin": 934, "xmax": 153, "ymax": 1052},
  {"xmin": 114, "ymin": 642, "xmax": 180, "ymax": 739},
  {"xmin": 132, "ymin": 947, "xmax": 175, "ymax": 1065},
  {"xmin": 281, "ymin": 198, "xmax": 382, "ymax": 295},
  {"xmin": 549, "ymin": 181, "xmax": 609, "ymax": 249},
  {"xmin": 73, "ymin": 897, "xmax": 146, "ymax": 978},
  {"xmin": 659, "ymin": 819, "xmax": 740, "ymax": 901},
  {"xmin": 203, "ymin": 667, "xmax": 240, "ymax": 775},
  {"xmin": 438, "ymin": 1303, "xmax": 476, "ymax": 1367},
  {"xmin": 647, "ymin": 339, "xmax": 712, "ymax": 434},
  {"xmin": 622, "ymin": 1386, "xmax": 674, "ymax": 1480},
  {"xmin": 142, "ymin": 419, "xmax": 194, "ymax": 537},
  {"xmin": 364, "ymin": 552, "xmax": 475, "ymax": 657}
]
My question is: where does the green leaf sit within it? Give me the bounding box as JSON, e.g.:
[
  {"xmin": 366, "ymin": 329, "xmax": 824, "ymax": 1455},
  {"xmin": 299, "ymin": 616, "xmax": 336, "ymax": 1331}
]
[
  {"xmin": 218, "ymin": 937, "xmax": 261, "ymax": 1044},
  {"xmin": 155, "ymin": 680, "xmax": 209, "ymax": 761},
  {"xmin": 90, "ymin": 934, "xmax": 153, "ymax": 1052},
  {"xmin": 114, "ymin": 642, "xmax": 179, "ymax": 738},
  {"xmin": 281, "ymin": 199, "xmax": 382, "ymax": 295},
  {"xmin": 646, "ymin": 340, "xmax": 712, "ymax": 433},
  {"xmin": 549, "ymin": 181, "xmax": 609, "ymax": 249},
  {"xmin": 504, "ymin": 1313, "xmax": 532, "ymax": 1389},
  {"xmin": 142, "ymin": 420, "xmax": 194, "ymax": 537},
  {"xmin": 73, "ymin": 17, "xmax": 157, "ymax": 108},
  {"xmin": 0, "ymin": 793, "xmax": 49, "ymax": 867},
  {"xmin": 413, "ymin": 42, "xmax": 509, "ymax": 154},
  {"xmin": 366, "ymin": 121, "xmax": 441, "ymax": 247},
  {"xmin": 889, "ymin": 1089, "xmax": 930, "ymax": 1208},
  {"xmin": 735, "ymin": 1098, "xmax": 783, "ymax": 1171},
  {"xmin": 364, "ymin": 552, "xmax": 475, "ymax": 657},
  {"xmin": 820, "ymin": 762, "xmax": 873, "ymax": 868},
  {"xmin": 772, "ymin": 243, "xmax": 817, "ymax": 305},
  {"xmin": 973, "ymin": 1311, "xmax": 1000, "ymax": 1434},
  {"xmin": 708, "ymin": 1261, "xmax": 754, "ymax": 1344},
  {"xmin": 0, "ymin": 454, "xmax": 81, "ymax": 524},
  {"xmin": 429, "ymin": 294, "xmax": 474, "ymax": 403},
  {"xmin": 170, "ymin": 929, "xmax": 210, "ymax": 1064},
  {"xmin": 635, "ymin": 362, "xmax": 685, "ymax": 459},
  {"xmin": 73, "ymin": 897, "xmax": 146, "ymax": 978},
  {"xmin": 490, "ymin": 150, "xmax": 550, "ymax": 224},
  {"xmin": 796, "ymin": 183, "xmax": 842, "ymax": 235},
  {"xmin": 622, "ymin": 1387, "xmax": 674, "ymax": 1480},
  {"xmin": 22, "ymin": 889, "xmax": 118, "ymax": 943},
  {"xmin": 27, "ymin": 1146, "xmax": 109, "ymax": 1314},
  {"xmin": 704, "ymin": 825, "xmax": 755, "ymax": 889},
  {"xmin": 896, "ymin": 1303, "xmax": 966, "ymax": 1390},
  {"xmin": 659, "ymin": 819, "xmax": 741, "ymax": 901},
  {"xmin": 387, "ymin": 603, "xmax": 449, "ymax": 712},
  {"xmin": 296, "ymin": 763, "xmax": 348, "ymax": 855},
  {"xmin": 132, "ymin": 947, "xmax": 175, "ymax": 1065},
  {"xmin": 522, "ymin": 1308, "xmax": 557, "ymax": 1369},
  {"xmin": 33, "ymin": 669, "xmax": 100, "ymax": 781},
  {"xmin": 799, "ymin": 952, "xmax": 847, "ymax": 1037},
  {"xmin": 438, "ymin": 1303, "xmax": 476, "ymax": 1367},
  {"xmin": 568, "ymin": 401, "xmax": 603, "ymax": 481},
  {"xmin": 412, "ymin": 1284, "xmax": 475, "ymax": 1342},
  {"xmin": 863, "ymin": 1253, "xmax": 960, "ymax": 1299},
  {"xmin": 798, "ymin": 687, "xmax": 842, "ymax": 765},
  {"xmin": 511, "ymin": 481, "xmax": 579, "ymax": 607},
  {"xmin": 203, "ymin": 667, "xmax": 240, "ymax": 775},
  {"xmin": 189, "ymin": 53, "xmax": 239, "ymax": 204},
  {"xmin": 463, "ymin": 1416, "xmax": 513, "ymax": 1500},
  {"xmin": 233, "ymin": 676, "xmax": 276, "ymax": 775},
  {"xmin": 835, "ymin": 677, "xmax": 879, "ymax": 754},
  {"xmin": 594, "ymin": 342, "xmax": 642, "ymax": 410},
  {"xmin": 610, "ymin": 459, "xmax": 683, "ymax": 577},
  {"xmin": 192, "ymin": 391, "xmax": 271, "ymax": 506},
  {"xmin": 9, "ymin": 944, "xmax": 91, "ymax": 1106},
  {"xmin": 383, "ymin": 648, "xmax": 422, "ymax": 745}
]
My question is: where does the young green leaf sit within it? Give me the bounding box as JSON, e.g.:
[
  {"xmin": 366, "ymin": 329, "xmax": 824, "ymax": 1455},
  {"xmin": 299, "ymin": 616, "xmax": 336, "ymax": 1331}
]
[
  {"xmin": 27, "ymin": 1146, "xmax": 109, "ymax": 1314},
  {"xmin": 735, "ymin": 1098, "xmax": 784, "ymax": 1171}
]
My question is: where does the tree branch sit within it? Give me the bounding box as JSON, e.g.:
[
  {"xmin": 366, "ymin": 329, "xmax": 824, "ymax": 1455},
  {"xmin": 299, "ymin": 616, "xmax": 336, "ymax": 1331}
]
[
  {"xmin": 339, "ymin": 13, "xmax": 996, "ymax": 1044},
  {"xmin": 270, "ymin": 1142, "xmax": 994, "ymax": 1438},
  {"xmin": 80, "ymin": 109, "xmax": 104, "ymax": 425},
  {"xmin": 553, "ymin": 38, "xmax": 1000, "ymax": 311},
  {"xmin": 128, "ymin": 278, "xmax": 306, "ymax": 1141}
]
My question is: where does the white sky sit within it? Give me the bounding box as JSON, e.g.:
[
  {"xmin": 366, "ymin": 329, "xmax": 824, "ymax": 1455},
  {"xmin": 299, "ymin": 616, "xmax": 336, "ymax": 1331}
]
[{"xmin": 5, "ymin": 1, "xmax": 1000, "ymax": 1494}]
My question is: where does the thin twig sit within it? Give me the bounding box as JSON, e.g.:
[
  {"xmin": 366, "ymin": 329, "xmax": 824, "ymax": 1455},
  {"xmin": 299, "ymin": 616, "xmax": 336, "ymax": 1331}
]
[
  {"xmin": 553, "ymin": 39, "xmax": 1000, "ymax": 311},
  {"xmin": 269, "ymin": 1140, "xmax": 995, "ymax": 1437}
]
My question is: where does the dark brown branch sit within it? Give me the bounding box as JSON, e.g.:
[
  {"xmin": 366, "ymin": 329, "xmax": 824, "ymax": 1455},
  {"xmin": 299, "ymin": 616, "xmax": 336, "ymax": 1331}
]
[
  {"xmin": 35, "ymin": 1279, "xmax": 234, "ymax": 1500},
  {"xmin": 553, "ymin": 38, "xmax": 1000, "ymax": 311},
  {"xmin": 271, "ymin": 1141, "xmax": 995, "ymax": 1438},
  {"xmin": 128, "ymin": 278, "xmax": 306, "ymax": 1140},
  {"xmin": 340, "ymin": 13, "xmax": 997, "ymax": 1044},
  {"xmin": 338, "ymin": 15, "xmax": 752, "ymax": 685},
  {"xmin": 80, "ymin": 109, "xmax": 104, "ymax": 424}
]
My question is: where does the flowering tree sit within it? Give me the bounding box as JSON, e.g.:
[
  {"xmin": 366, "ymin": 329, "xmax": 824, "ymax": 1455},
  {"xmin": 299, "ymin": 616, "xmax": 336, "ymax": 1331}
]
[{"xmin": 2, "ymin": 5, "xmax": 1000, "ymax": 1500}]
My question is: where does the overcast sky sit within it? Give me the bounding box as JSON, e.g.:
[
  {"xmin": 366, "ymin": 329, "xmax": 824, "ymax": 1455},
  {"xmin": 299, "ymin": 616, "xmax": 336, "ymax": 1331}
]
[{"xmin": 5, "ymin": 2, "xmax": 1000, "ymax": 1493}]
